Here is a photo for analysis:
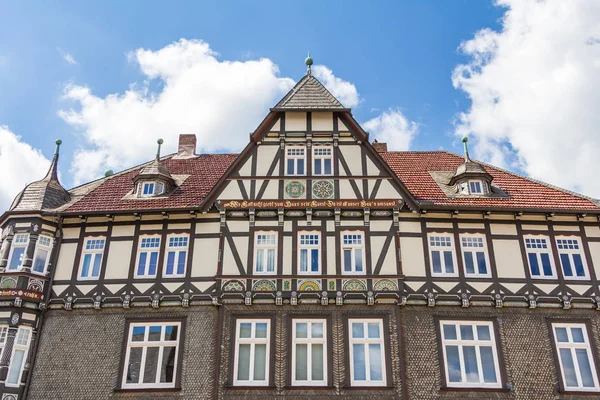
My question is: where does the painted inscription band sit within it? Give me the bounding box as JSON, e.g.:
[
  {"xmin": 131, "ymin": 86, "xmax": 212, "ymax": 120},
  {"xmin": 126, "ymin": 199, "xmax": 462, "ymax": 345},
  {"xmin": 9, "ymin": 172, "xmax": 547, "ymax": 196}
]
[
  {"xmin": 0, "ymin": 289, "xmax": 42, "ymax": 301},
  {"xmin": 218, "ymin": 199, "xmax": 402, "ymax": 209}
]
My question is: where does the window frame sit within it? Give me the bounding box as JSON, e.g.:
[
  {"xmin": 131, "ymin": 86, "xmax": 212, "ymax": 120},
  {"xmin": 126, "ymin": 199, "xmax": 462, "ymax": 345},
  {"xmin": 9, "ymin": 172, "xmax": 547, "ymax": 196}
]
[
  {"xmin": 77, "ymin": 236, "xmax": 106, "ymax": 281},
  {"xmin": 468, "ymin": 180, "xmax": 484, "ymax": 194},
  {"xmin": 312, "ymin": 145, "xmax": 333, "ymax": 176},
  {"xmin": 6, "ymin": 233, "xmax": 29, "ymax": 272},
  {"xmin": 119, "ymin": 319, "xmax": 184, "ymax": 390},
  {"xmin": 297, "ymin": 231, "xmax": 321, "ymax": 275},
  {"xmin": 291, "ymin": 318, "xmax": 328, "ymax": 387},
  {"xmin": 459, "ymin": 233, "xmax": 491, "ymax": 278},
  {"xmin": 5, "ymin": 326, "xmax": 32, "ymax": 388},
  {"xmin": 550, "ymin": 321, "xmax": 600, "ymax": 392},
  {"xmin": 438, "ymin": 319, "xmax": 503, "ymax": 389},
  {"xmin": 31, "ymin": 234, "xmax": 53, "ymax": 275},
  {"xmin": 253, "ymin": 231, "xmax": 278, "ymax": 275},
  {"xmin": 232, "ymin": 318, "xmax": 272, "ymax": 387},
  {"xmin": 285, "ymin": 145, "xmax": 306, "ymax": 176},
  {"xmin": 347, "ymin": 318, "xmax": 388, "ymax": 387},
  {"xmin": 555, "ymin": 236, "xmax": 590, "ymax": 281},
  {"xmin": 524, "ymin": 234, "xmax": 557, "ymax": 279},
  {"xmin": 428, "ymin": 232, "xmax": 459, "ymax": 277},
  {"xmin": 341, "ymin": 231, "xmax": 366, "ymax": 275},
  {"xmin": 163, "ymin": 234, "xmax": 189, "ymax": 278},
  {"xmin": 134, "ymin": 235, "xmax": 161, "ymax": 279},
  {"xmin": 0, "ymin": 325, "xmax": 8, "ymax": 362}
]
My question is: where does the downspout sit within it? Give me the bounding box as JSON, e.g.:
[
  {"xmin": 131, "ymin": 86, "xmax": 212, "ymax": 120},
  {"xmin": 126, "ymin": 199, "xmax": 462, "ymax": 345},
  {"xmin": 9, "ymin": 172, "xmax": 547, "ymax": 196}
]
[{"xmin": 22, "ymin": 213, "xmax": 63, "ymax": 399}]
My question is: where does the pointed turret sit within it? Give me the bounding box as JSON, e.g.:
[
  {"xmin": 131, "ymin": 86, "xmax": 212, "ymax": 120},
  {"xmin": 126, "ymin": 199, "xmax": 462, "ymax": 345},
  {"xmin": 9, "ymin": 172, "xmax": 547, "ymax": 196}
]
[{"xmin": 9, "ymin": 139, "xmax": 71, "ymax": 212}]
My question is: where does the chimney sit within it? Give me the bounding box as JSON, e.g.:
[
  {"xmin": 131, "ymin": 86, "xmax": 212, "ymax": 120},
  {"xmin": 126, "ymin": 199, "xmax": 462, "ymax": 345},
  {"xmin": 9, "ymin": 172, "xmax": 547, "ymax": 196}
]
[
  {"xmin": 372, "ymin": 140, "xmax": 388, "ymax": 153},
  {"xmin": 175, "ymin": 134, "xmax": 197, "ymax": 158}
]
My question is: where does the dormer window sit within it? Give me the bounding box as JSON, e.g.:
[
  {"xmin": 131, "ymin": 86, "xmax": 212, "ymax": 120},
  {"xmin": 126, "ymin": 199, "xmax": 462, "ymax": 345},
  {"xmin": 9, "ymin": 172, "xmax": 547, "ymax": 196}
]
[
  {"xmin": 469, "ymin": 180, "xmax": 483, "ymax": 194},
  {"xmin": 141, "ymin": 181, "xmax": 165, "ymax": 197}
]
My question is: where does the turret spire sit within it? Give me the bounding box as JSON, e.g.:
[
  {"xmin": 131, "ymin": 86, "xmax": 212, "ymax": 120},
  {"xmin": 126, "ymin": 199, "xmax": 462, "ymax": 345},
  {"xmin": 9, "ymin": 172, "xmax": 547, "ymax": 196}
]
[
  {"xmin": 462, "ymin": 137, "xmax": 471, "ymax": 162},
  {"xmin": 44, "ymin": 139, "xmax": 63, "ymax": 181},
  {"xmin": 156, "ymin": 138, "xmax": 164, "ymax": 160}
]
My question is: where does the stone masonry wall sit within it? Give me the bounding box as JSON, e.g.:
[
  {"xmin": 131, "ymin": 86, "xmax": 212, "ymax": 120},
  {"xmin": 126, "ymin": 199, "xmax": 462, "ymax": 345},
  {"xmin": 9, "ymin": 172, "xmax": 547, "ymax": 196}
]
[{"xmin": 25, "ymin": 305, "xmax": 600, "ymax": 400}]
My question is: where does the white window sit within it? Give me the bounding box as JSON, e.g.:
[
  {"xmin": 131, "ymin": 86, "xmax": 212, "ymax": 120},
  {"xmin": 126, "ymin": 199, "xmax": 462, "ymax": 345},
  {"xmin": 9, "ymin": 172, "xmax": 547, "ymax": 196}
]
[
  {"xmin": 285, "ymin": 146, "xmax": 306, "ymax": 176},
  {"xmin": 348, "ymin": 319, "xmax": 386, "ymax": 386},
  {"xmin": 469, "ymin": 180, "xmax": 484, "ymax": 194},
  {"xmin": 6, "ymin": 327, "xmax": 31, "ymax": 387},
  {"xmin": 254, "ymin": 232, "xmax": 277, "ymax": 274},
  {"xmin": 7, "ymin": 233, "xmax": 29, "ymax": 271},
  {"xmin": 552, "ymin": 323, "xmax": 600, "ymax": 392},
  {"xmin": 0, "ymin": 326, "xmax": 7, "ymax": 359},
  {"xmin": 556, "ymin": 236, "xmax": 589, "ymax": 280},
  {"xmin": 292, "ymin": 319, "xmax": 327, "ymax": 386},
  {"xmin": 141, "ymin": 181, "xmax": 165, "ymax": 197},
  {"xmin": 136, "ymin": 236, "xmax": 161, "ymax": 278},
  {"xmin": 163, "ymin": 235, "xmax": 188, "ymax": 277},
  {"xmin": 440, "ymin": 320, "xmax": 501, "ymax": 388},
  {"xmin": 460, "ymin": 234, "xmax": 490, "ymax": 277},
  {"xmin": 312, "ymin": 146, "xmax": 333, "ymax": 176},
  {"xmin": 32, "ymin": 235, "xmax": 53, "ymax": 275},
  {"xmin": 233, "ymin": 319, "xmax": 271, "ymax": 386},
  {"xmin": 78, "ymin": 237, "xmax": 105, "ymax": 280},
  {"xmin": 122, "ymin": 322, "xmax": 181, "ymax": 389},
  {"xmin": 298, "ymin": 232, "xmax": 320, "ymax": 274},
  {"xmin": 429, "ymin": 234, "xmax": 458, "ymax": 277},
  {"xmin": 342, "ymin": 232, "xmax": 365, "ymax": 274},
  {"xmin": 524, "ymin": 235, "xmax": 556, "ymax": 279}
]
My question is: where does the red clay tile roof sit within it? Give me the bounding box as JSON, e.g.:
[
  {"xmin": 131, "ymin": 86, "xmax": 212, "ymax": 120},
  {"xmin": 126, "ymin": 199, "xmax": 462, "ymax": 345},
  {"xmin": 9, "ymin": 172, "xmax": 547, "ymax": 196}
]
[
  {"xmin": 63, "ymin": 150, "xmax": 598, "ymax": 214},
  {"xmin": 65, "ymin": 154, "xmax": 237, "ymax": 213},
  {"xmin": 381, "ymin": 151, "xmax": 599, "ymax": 211}
]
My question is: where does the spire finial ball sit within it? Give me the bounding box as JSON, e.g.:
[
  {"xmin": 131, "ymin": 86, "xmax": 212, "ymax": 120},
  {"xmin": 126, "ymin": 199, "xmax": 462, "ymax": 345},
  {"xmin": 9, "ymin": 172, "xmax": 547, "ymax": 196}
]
[
  {"xmin": 157, "ymin": 138, "xmax": 164, "ymax": 145},
  {"xmin": 55, "ymin": 139, "xmax": 62, "ymax": 146},
  {"xmin": 461, "ymin": 137, "xmax": 468, "ymax": 143},
  {"xmin": 305, "ymin": 52, "xmax": 313, "ymax": 67}
]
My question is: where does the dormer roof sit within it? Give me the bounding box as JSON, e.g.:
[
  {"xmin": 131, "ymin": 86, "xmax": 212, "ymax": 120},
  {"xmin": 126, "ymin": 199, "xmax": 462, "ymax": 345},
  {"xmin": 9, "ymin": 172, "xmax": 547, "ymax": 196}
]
[
  {"xmin": 449, "ymin": 138, "xmax": 493, "ymax": 186},
  {"xmin": 9, "ymin": 140, "xmax": 71, "ymax": 212}
]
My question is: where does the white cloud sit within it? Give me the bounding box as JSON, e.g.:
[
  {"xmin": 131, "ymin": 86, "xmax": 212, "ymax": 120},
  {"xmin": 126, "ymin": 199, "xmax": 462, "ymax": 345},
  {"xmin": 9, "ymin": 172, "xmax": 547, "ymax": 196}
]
[
  {"xmin": 313, "ymin": 65, "xmax": 360, "ymax": 108},
  {"xmin": 362, "ymin": 109, "xmax": 419, "ymax": 151},
  {"xmin": 453, "ymin": 0, "xmax": 600, "ymax": 197},
  {"xmin": 0, "ymin": 127, "xmax": 51, "ymax": 212},
  {"xmin": 58, "ymin": 48, "xmax": 77, "ymax": 65},
  {"xmin": 59, "ymin": 39, "xmax": 296, "ymax": 184}
]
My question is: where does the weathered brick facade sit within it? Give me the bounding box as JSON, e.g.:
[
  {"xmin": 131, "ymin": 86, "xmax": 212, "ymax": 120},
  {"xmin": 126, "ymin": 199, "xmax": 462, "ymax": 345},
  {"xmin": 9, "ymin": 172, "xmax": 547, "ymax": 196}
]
[{"xmin": 27, "ymin": 305, "xmax": 600, "ymax": 399}]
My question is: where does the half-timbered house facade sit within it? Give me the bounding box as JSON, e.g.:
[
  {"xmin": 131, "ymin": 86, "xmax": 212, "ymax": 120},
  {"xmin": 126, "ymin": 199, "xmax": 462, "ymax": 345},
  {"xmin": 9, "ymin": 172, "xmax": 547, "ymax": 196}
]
[{"xmin": 1, "ymin": 60, "xmax": 600, "ymax": 399}]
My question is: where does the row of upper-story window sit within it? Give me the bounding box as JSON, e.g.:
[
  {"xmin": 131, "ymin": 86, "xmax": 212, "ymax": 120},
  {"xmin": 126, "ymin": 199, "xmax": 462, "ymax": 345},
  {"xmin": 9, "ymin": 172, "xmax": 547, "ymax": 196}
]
[
  {"xmin": 120, "ymin": 318, "xmax": 600, "ymax": 392},
  {"xmin": 428, "ymin": 232, "xmax": 591, "ymax": 280},
  {"xmin": 0, "ymin": 325, "xmax": 33, "ymax": 388},
  {"xmin": 4, "ymin": 230, "xmax": 594, "ymax": 281}
]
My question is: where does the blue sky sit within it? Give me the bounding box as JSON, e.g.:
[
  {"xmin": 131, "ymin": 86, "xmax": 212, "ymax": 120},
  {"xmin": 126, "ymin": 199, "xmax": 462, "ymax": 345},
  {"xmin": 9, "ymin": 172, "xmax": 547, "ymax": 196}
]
[{"xmin": 1, "ymin": 0, "xmax": 599, "ymax": 209}]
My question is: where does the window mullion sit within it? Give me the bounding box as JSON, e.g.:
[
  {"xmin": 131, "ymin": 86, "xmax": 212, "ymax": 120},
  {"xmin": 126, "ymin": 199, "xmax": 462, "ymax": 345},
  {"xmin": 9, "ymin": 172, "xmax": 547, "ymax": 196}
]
[
  {"xmin": 155, "ymin": 344, "xmax": 164, "ymax": 384},
  {"xmin": 138, "ymin": 346, "xmax": 148, "ymax": 385},
  {"xmin": 474, "ymin": 344, "xmax": 484, "ymax": 384},
  {"xmin": 457, "ymin": 343, "xmax": 466, "ymax": 384}
]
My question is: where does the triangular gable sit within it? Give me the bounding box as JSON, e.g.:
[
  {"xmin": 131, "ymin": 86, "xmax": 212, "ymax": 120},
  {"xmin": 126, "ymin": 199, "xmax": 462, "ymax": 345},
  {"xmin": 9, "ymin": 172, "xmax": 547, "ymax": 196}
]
[{"xmin": 272, "ymin": 74, "xmax": 350, "ymax": 111}]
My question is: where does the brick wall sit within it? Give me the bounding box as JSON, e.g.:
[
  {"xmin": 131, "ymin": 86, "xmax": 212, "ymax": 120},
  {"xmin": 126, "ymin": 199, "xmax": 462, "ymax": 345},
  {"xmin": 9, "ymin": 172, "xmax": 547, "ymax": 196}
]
[{"xmin": 26, "ymin": 305, "xmax": 600, "ymax": 399}]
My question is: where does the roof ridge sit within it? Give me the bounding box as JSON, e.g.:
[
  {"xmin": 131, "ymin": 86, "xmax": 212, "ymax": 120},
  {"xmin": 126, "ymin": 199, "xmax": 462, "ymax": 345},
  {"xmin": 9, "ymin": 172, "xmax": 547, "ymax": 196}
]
[{"xmin": 442, "ymin": 150, "xmax": 600, "ymax": 206}]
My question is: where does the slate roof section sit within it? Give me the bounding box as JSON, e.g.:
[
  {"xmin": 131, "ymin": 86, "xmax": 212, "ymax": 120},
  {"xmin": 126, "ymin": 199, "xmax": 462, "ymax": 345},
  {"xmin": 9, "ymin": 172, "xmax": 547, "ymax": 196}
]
[
  {"xmin": 273, "ymin": 74, "xmax": 348, "ymax": 110},
  {"xmin": 381, "ymin": 151, "xmax": 600, "ymax": 211},
  {"xmin": 9, "ymin": 151, "xmax": 71, "ymax": 212},
  {"xmin": 64, "ymin": 154, "xmax": 237, "ymax": 213}
]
